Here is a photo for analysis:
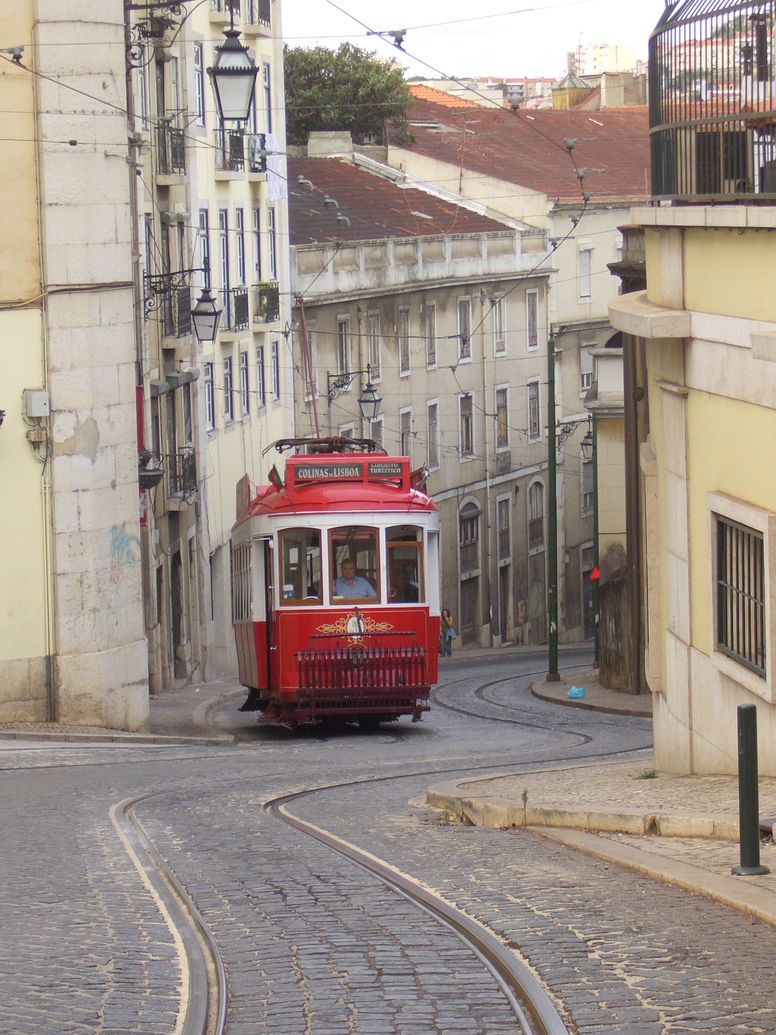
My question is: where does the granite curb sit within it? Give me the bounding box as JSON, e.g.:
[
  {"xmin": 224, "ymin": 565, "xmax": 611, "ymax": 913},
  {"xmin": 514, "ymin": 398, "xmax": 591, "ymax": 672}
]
[
  {"xmin": 0, "ymin": 684, "xmax": 240, "ymax": 747},
  {"xmin": 427, "ymin": 764, "xmax": 776, "ymax": 929},
  {"xmin": 426, "ymin": 778, "xmax": 742, "ymax": 840}
]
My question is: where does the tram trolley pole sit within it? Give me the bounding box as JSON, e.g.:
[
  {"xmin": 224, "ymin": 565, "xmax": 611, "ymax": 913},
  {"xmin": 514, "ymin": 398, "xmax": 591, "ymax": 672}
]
[{"xmin": 731, "ymin": 704, "xmax": 770, "ymax": 877}]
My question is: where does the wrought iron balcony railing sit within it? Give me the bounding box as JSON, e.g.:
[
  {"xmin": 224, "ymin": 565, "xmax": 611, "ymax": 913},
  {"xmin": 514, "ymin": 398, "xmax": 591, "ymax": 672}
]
[
  {"xmin": 245, "ymin": 0, "xmax": 270, "ymax": 26},
  {"xmin": 252, "ymin": 280, "xmax": 280, "ymax": 322},
  {"xmin": 161, "ymin": 285, "xmax": 193, "ymax": 339},
  {"xmin": 221, "ymin": 286, "xmax": 250, "ymax": 331},
  {"xmin": 167, "ymin": 446, "xmax": 197, "ymax": 498},
  {"xmin": 156, "ymin": 122, "xmax": 186, "ymax": 176},
  {"xmin": 650, "ymin": 0, "xmax": 776, "ymax": 202},
  {"xmin": 214, "ymin": 129, "xmax": 267, "ymax": 173}
]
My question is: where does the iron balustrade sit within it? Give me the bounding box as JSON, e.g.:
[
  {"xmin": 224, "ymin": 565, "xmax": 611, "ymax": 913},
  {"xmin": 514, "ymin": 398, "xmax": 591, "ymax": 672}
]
[
  {"xmin": 252, "ymin": 280, "xmax": 280, "ymax": 322},
  {"xmin": 245, "ymin": 0, "xmax": 270, "ymax": 25},
  {"xmin": 215, "ymin": 129, "xmax": 267, "ymax": 172},
  {"xmin": 156, "ymin": 122, "xmax": 186, "ymax": 176},
  {"xmin": 161, "ymin": 285, "xmax": 193, "ymax": 338},
  {"xmin": 167, "ymin": 446, "xmax": 197, "ymax": 498},
  {"xmin": 650, "ymin": 0, "xmax": 776, "ymax": 201},
  {"xmin": 221, "ymin": 286, "xmax": 249, "ymax": 331}
]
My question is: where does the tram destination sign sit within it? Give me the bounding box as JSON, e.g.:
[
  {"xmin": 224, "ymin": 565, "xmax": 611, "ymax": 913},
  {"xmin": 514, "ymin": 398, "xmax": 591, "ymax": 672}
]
[
  {"xmin": 368, "ymin": 461, "xmax": 403, "ymax": 478},
  {"xmin": 295, "ymin": 463, "xmax": 363, "ymax": 481},
  {"xmin": 294, "ymin": 460, "xmax": 405, "ymax": 483}
]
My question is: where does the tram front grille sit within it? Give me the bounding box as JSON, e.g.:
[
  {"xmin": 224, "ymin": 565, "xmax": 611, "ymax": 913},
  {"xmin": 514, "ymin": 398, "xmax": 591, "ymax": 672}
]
[{"xmin": 297, "ymin": 645, "xmax": 427, "ymax": 692}]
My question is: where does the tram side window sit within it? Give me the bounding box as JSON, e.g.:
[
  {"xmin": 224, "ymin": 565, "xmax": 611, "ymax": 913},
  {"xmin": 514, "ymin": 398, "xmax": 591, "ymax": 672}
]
[
  {"xmin": 279, "ymin": 528, "xmax": 321, "ymax": 605},
  {"xmin": 387, "ymin": 525, "xmax": 424, "ymax": 603},
  {"xmin": 330, "ymin": 527, "xmax": 379, "ymax": 601}
]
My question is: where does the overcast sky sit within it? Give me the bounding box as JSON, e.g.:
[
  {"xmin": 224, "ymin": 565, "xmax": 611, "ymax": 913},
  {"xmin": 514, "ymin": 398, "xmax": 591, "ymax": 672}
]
[{"xmin": 281, "ymin": 1, "xmax": 667, "ymax": 80}]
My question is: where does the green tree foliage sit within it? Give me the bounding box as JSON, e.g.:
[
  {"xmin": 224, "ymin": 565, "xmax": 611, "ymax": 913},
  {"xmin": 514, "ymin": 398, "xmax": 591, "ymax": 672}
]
[{"xmin": 284, "ymin": 43, "xmax": 411, "ymax": 146}]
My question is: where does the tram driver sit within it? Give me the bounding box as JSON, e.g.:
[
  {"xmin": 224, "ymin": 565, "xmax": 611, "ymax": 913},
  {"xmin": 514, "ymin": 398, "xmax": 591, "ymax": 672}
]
[{"xmin": 333, "ymin": 558, "xmax": 376, "ymax": 599}]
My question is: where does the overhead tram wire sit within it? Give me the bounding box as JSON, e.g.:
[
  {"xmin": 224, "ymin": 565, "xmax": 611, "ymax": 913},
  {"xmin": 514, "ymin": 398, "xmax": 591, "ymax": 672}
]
[{"xmin": 319, "ymin": 0, "xmax": 593, "ymax": 368}]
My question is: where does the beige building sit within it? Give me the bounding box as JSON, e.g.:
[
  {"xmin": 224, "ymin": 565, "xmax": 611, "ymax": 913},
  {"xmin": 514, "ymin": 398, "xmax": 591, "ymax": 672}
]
[
  {"xmin": 0, "ymin": 0, "xmax": 291, "ymax": 728},
  {"xmin": 288, "ymin": 148, "xmax": 553, "ymax": 646},
  {"xmin": 384, "ymin": 89, "xmax": 651, "ymax": 644},
  {"xmin": 128, "ymin": 0, "xmax": 292, "ymax": 687},
  {"xmin": 0, "ymin": 4, "xmax": 148, "ymax": 728}
]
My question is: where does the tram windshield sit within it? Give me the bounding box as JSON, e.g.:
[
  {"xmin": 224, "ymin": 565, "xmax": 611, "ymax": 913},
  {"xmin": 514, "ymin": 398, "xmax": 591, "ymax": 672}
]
[
  {"xmin": 279, "ymin": 528, "xmax": 322, "ymax": 605},
  {"xmin": 387, "ymin": 525, "xmax": 424, "ymax": 603},
  {"xmin": 330, "ymin": 526, "xmax": 379, "ymax": 601}
]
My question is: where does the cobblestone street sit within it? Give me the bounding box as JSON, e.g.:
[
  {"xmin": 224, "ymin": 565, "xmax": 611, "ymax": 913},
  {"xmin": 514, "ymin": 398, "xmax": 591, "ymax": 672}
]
[{"xmin": 2, "ymin": 653, "xmax": 776, "ymax": 1033}]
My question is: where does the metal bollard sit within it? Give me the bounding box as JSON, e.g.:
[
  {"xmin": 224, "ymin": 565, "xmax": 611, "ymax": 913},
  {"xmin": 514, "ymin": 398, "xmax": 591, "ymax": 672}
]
[{"xmin": 732, "ymin": 704, "xmax": 770, "ymax": 876}]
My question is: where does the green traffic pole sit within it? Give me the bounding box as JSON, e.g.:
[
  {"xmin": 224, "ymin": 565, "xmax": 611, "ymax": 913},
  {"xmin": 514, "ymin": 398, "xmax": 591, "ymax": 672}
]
[
  {"xmin": 547, "ymin": 332, "xmax": 559, "ymax": 681},
  {"xmin": 592, "ymin": 417, "xmax": 600, "ymax": 667}
]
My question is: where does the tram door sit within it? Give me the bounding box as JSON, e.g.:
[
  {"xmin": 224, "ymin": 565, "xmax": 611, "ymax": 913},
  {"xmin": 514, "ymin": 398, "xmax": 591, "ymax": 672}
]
[{"xmin": 262, "ymin": 538, "xmax": 275, "ymax": 688}]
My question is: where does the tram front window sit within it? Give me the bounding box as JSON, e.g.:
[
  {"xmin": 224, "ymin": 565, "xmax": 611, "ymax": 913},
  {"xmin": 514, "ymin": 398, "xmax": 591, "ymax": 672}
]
[
  {"xmin": 388, "ymin": 525, "xmax": 424, "ymax": 603},
  {"xmin": 279, "ymin": 528, "xmax": 321, "ymax": 605},
  {"xmin": 330, "ymin": 527, "xmax": 379, "ymax": 601}
]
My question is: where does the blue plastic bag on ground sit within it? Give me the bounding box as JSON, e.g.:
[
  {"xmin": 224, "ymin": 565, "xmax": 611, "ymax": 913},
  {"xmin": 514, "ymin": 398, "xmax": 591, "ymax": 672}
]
[{"xmin": 567, "ymin": 685, "xmax": 586, "ymax": 700}]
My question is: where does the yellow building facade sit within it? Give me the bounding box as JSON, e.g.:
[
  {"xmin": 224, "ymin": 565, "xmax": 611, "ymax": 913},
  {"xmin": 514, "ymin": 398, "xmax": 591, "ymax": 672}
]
[{"xmin": 611, "ymin": 208, "xmax": 776, "ymax": 775}]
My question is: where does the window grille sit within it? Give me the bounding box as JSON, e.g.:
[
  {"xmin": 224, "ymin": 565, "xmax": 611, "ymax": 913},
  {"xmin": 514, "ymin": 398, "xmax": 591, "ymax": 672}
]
[{"xmin": 716, "ymin": 516, "xmax": 765, "ymax": 675}]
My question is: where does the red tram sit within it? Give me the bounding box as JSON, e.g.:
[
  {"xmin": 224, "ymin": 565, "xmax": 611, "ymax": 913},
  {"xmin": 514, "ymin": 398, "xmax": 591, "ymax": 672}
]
[{"xmin": 231, "ymin": 438, "xmax": 440, "ymax": 727}]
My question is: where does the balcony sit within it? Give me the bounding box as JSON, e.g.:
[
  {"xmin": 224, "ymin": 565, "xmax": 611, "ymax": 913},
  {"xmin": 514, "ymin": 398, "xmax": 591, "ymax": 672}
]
[
  {"xmin": 244, "ymin": 0, "xmax": 270, "ymax": 27},
  {"xmin": 650, "ymin": 0, "xmax": 776, "ymax": 202},
  {"xmin": 252, "ymin": 280, "xmax": 280, "ymax": 322},
  {"xmin": 214, "ymin": 129, "xmax": 267, "ymax": 175},
  {"xmin": 160, "ymin": 286, "xmax": 193, "ymax": 342},
  {"xmin": 221, "ymin": 286, "xmax": 250, "ymax": 332},
  {"xmin": 156, "ymin": 122, "xmax": 186, "ymax": 177},
  {"xmin": 167, "ymin": 446, "xmax": 197, "ymax": 501}
]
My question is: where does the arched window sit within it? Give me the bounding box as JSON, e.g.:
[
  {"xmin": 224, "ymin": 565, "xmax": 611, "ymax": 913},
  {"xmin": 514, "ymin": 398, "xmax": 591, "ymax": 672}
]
[{"xmin": 528, "ymin": 481, "xmax": 544, "ymax": 550}]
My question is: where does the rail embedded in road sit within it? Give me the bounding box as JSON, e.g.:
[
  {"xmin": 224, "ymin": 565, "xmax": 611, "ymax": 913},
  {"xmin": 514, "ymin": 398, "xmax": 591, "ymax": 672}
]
[{"xmin": 266, "ymin": 788, "xmax": 572, "ymax": 1035}]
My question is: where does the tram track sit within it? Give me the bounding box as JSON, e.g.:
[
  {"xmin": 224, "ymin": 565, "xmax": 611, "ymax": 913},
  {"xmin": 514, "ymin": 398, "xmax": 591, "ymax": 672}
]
[
  {"xmin": 13, "ymin": 660, "xmax": 650, "ymax": 1033},
  {"xmin": 111, "ymin": 793, "xmax": 228, "ymax": 1035},
  {"xmin": 265, "ymin": 785, "xmax": 572, "ymax": 1035}
]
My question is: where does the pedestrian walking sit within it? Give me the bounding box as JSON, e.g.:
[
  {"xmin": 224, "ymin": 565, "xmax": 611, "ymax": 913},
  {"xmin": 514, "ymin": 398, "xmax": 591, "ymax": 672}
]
[{"xmin": 440, "ymin": 608, "xmax": 456, "ymax": 656}]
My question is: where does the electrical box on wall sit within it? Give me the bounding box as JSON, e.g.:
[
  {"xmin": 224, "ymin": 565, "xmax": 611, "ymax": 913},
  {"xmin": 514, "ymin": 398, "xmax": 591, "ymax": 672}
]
[{"xmin": 24, "ymin": 389, "xmax": 50, "ymax": 418}]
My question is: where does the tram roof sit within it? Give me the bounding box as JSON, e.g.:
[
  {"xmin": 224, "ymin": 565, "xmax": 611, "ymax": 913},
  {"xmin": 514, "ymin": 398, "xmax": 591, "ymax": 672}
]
[{"xmin": 235, "ymin": 453, "xmax": 436, "ymax": 525}]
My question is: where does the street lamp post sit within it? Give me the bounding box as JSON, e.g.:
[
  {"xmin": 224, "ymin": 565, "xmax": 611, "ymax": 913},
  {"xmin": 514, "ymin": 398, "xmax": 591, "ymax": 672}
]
[
  {"xmin": 546, "ymin": 332, "xmax": 560, "ymax": 681},
  {"xmin": 581, "ymin": 421, "xmax": 600, "ymax": 665}
]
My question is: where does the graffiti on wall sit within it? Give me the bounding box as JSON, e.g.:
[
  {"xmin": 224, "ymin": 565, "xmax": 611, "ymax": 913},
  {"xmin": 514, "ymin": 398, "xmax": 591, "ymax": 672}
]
[{"xmin": 110, "ymin": 522, "xmax": 141, "ymax": 583}]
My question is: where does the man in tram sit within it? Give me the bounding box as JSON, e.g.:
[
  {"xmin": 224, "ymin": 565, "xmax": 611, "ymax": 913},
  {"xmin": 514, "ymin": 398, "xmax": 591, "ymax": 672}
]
[{"xmin": 333, "ymin": 557, "xmax": 376, "ymax": 599}]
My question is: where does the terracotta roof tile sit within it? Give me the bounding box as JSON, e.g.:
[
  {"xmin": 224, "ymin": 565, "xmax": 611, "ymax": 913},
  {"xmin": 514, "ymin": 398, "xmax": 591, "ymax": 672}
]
[
  {"xmin": 288, "ymin": 156, "xmax": 513, "ymax": 246},
  {"xmin": 409, "ymin": 84, "xmax": 482, "ymax": 109},
  {"xmin": 398, "ymin": 96, "xmax": 651, "ymax": 203}
]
